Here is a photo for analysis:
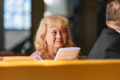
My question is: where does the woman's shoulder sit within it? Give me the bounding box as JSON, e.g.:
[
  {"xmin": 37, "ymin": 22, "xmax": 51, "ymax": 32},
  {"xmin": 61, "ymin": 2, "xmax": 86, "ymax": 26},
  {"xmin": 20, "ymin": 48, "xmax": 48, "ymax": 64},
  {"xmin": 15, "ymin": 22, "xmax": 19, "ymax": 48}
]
[
  {"xmin": 31, "ymin": 51, "xmax": 40, "ymax": 56},
  {"xmin": 31, "ymin": 51, "xmax": 43, "ymax": 60}
]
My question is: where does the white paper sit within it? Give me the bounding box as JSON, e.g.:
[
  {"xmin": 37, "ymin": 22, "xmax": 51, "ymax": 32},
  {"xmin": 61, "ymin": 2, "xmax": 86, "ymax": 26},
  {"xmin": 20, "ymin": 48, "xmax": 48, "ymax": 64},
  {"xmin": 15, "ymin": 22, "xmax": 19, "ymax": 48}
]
[{"xmin": 54, "ymin": 47, "xmax": 80, "ymax": 61}]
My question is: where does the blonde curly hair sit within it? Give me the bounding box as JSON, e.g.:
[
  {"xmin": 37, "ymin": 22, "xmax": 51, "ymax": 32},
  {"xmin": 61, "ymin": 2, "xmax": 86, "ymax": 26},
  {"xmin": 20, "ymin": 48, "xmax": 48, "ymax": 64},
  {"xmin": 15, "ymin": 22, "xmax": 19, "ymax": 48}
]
[{"xmin": 34, "ymin": 15, "xmax": 74, "ymax": 53}]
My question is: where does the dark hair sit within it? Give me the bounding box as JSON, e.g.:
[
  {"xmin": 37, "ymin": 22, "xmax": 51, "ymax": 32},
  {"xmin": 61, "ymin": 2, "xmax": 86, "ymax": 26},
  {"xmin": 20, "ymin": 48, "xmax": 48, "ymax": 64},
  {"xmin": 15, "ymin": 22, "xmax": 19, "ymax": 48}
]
[{"xmin": 106, "ymin": 0, "xmax": 120, "ymax": 21}]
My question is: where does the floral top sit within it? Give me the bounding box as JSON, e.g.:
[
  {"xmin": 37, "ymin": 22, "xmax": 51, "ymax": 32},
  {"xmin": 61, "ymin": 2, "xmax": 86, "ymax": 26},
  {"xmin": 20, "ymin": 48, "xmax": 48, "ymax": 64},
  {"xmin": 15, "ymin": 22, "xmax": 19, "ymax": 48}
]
[{"xmin": 31, "ymin": 52, "xmax": 43, "ymax": 60}]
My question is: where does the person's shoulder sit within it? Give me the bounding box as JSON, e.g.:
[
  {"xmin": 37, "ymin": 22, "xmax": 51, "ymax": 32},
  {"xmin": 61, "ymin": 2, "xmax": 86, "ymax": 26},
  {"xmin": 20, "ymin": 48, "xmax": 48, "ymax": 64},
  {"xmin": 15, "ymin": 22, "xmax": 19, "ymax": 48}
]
[
  {"xmin": 31, "ymin": 51, "xmax": 43, "ymax": 60},
  {"xmin": 101, "ymin": 28, "xmax": 113, "ymax": 33},
  {"xmin": 31, "ymin": 52, "xmax": 40, "ymax": 56},
  {"xmin": 105, "ymin": 27, "xmax": 120, "ymax": 35},
  {"xmin": 100, "ymin": 28, "xmax": 120, "ymax": 39}
]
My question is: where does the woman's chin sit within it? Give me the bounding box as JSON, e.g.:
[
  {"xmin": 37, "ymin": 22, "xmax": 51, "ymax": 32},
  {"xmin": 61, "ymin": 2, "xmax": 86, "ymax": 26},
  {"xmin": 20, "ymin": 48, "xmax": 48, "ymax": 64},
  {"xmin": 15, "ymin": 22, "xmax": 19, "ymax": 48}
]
[{"xmin": 55, "ymin": 44, "xmax": 64, "ymax": 48}]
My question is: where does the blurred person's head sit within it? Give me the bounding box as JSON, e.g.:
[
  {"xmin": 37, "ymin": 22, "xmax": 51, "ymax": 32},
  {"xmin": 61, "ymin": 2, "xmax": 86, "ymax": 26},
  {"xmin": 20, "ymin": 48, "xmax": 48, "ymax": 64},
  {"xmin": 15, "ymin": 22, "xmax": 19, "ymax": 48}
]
[
  {"xmin": 34, "ymin": 15, "xmax": 74, "ymax": 58},
  {"xmin": 106, "ymin": 0, "xmax": 120, "ymax": 30}
]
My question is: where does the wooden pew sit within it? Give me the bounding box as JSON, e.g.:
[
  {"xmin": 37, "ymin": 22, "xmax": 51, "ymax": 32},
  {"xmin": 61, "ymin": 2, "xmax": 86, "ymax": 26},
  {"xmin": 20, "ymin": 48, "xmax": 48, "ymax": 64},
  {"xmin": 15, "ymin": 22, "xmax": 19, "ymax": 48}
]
[{"xmin": 0, "ymin": 60, "xmax": 120, "ymax": 80}]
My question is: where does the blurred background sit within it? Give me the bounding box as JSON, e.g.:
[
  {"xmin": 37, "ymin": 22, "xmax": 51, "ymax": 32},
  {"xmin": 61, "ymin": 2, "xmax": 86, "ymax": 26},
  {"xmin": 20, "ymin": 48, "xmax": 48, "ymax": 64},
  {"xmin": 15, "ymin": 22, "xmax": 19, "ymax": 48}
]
[{"xmin": 0, "ymin": 0, "xmax": 108, "ymax": 56}]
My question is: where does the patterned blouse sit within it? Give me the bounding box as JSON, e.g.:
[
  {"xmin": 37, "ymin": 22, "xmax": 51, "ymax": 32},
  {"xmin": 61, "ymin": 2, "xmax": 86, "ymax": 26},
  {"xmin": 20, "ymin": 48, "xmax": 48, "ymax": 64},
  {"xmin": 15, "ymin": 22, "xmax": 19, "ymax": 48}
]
[{"xmin": 31, "ymin": 52, "xmax": 43, "ymax": 60}]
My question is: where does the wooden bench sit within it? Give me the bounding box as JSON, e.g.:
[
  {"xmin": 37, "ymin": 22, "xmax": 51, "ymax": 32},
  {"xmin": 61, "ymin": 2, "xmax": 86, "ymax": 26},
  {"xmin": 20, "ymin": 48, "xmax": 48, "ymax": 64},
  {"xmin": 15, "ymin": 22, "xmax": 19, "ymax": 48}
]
[{"xmin": 0, "ymin": 60, "xmax": 120, "ymax": 80}]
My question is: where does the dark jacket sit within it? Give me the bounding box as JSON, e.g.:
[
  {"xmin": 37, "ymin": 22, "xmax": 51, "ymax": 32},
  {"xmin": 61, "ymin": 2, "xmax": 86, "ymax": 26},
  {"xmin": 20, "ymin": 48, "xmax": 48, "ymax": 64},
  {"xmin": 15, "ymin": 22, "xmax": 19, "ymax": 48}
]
[{"xmin": 88, "ymin": 28, "xmax": 120, "ymax": 59}]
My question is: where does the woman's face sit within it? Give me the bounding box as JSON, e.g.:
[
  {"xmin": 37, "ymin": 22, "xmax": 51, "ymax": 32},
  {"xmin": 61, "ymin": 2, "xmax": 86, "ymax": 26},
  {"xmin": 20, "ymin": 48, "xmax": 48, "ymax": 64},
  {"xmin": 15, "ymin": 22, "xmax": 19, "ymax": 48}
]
[{"xmin": 44, "ymin": 26, "xmax": 68, "ymax": 49}]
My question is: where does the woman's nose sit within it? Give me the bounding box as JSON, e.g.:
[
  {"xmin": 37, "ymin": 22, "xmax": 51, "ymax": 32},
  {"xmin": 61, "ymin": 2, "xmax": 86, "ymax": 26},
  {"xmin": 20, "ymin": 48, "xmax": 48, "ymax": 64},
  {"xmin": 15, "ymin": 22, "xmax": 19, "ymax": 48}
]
[{"xmin": 56, "ymin": 32, "xmax": 62, "ymax": 38}]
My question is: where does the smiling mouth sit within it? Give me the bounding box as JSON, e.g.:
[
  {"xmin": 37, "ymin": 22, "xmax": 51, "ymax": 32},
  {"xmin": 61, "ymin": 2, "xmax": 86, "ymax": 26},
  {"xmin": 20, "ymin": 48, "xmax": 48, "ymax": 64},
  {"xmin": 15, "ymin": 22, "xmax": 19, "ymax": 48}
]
[{"xmin": 56, "ymin": 41, "xmax": 63, "ymax": 44}]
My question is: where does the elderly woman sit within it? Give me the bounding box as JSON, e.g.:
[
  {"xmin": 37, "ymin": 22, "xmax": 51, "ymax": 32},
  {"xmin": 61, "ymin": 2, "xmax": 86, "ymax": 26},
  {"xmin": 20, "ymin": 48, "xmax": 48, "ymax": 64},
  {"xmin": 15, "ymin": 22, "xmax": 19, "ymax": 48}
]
[{"xmin": 31, "ymin": 15, "xmax": 74, "ymax": 60}]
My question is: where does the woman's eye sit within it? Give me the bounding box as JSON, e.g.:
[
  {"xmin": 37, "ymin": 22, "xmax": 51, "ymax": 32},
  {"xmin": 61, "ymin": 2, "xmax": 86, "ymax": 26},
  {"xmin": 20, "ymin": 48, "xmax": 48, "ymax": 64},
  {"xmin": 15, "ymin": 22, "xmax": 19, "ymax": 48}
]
[
  {"xmin": 62, "ymin": 30, "xmax": 67, "ymax": 33},
  {"xmin": 52, "ymin": 32, "xmax": 56, "ymax": 35}
]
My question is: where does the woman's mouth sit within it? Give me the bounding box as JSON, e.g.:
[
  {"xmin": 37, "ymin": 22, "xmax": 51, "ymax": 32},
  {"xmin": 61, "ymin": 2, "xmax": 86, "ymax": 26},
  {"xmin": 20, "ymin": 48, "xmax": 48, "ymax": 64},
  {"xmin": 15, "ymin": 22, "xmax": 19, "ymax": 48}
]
[{"xmin": 56, "ymin": 41, "xmax": 63, "ymax": 44}]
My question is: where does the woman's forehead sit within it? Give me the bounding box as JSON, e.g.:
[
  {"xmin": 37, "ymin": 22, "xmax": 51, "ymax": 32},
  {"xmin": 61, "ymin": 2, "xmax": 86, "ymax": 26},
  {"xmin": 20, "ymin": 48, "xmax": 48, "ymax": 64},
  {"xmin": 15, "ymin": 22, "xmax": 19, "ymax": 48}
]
[
  {"xmin": 48, "ymin": 22, "xmax": 67, "ymax": 27},
  {"xmin": 47, "ymin": 26, "xmax": 67, "ymax": 30},
  {"xmin": 46, "ymin": 18, "xmax": 68, "ymax": 26},
  {"xmin": 48, "ymin": 25, "xmax": 67, "ymax": 28}
]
